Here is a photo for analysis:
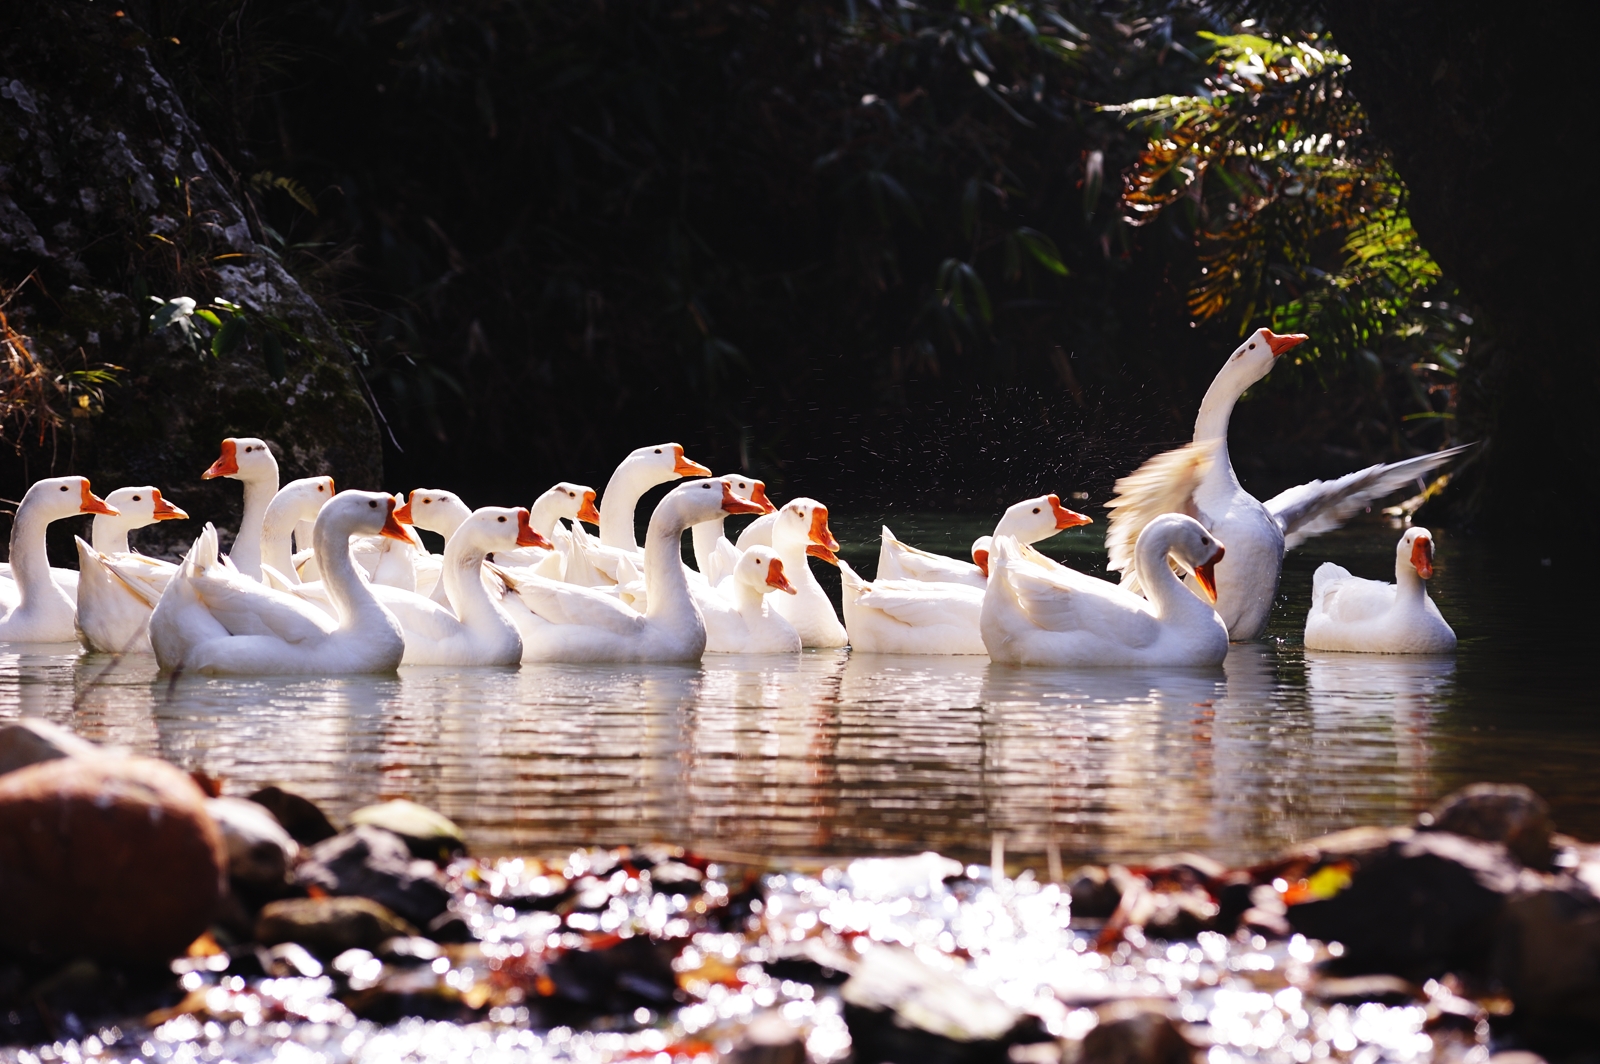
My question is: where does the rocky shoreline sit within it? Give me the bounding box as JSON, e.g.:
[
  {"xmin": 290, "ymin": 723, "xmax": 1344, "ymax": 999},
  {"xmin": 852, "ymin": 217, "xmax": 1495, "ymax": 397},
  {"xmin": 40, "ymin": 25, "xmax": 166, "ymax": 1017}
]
[{"xmin": 2, "ymin": 718, "xmax": 1597, "ymax": 1063}]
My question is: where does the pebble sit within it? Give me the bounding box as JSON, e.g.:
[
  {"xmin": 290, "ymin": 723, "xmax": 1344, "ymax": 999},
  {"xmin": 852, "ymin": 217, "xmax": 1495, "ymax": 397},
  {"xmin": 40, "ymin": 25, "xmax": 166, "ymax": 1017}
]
[
  {"xmin": 297, "ymin": 825, "xmax": 453, "ymax": 927},
  {"xmin": 207, "ymin": 795, "xmax": 298, "ymax": 889},
  {"xmin": 0, "ymin": 717, "xmax": 111, "ymax": 776},
  {"xmin": 348, "ymin": 798, "xmax": 465, "ymax": 862},
  {"xmin": 255, "ymin": 896, "xmax": 419, "ymax": 958}
]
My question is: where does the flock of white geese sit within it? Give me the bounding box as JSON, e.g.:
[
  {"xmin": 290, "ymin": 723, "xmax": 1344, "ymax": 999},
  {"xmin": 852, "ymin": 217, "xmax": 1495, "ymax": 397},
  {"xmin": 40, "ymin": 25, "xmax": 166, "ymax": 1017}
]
[{"xmin": 0, "ymin": 329, "xmax": 1463, "ymax": 675}]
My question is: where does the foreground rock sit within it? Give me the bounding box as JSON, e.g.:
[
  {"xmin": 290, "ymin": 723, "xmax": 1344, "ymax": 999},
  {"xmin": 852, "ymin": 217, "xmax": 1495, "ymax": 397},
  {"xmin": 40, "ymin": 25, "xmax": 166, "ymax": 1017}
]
[
  {"xmin": 256, "ymin": 897, "xmax": 419, "ymax": 959},
  {"xmin": 207, "ymin": 796, "xmax": 298, "ymax": 891},
  {"xmin": 0, "ymin": 718, "xmax": 109, "ymax": 776},
  {"xmin": 349, "ymin": 799, "xmax": 466, "ymax": 863},
  {"xmin": 297, "ymin": 825, "xmax": 452, "ymax": 928},
  {"xmin": 0, "ymin": 755, "xmax": 225, "ymax": 964}
]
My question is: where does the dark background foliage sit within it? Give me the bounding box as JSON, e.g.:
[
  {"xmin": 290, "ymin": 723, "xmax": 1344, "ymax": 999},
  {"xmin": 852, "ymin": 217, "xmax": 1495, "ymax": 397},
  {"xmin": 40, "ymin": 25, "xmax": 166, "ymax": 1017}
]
[{"xmin": 6, "ymin": 0, "xmax": 1593, "ymax": 554}]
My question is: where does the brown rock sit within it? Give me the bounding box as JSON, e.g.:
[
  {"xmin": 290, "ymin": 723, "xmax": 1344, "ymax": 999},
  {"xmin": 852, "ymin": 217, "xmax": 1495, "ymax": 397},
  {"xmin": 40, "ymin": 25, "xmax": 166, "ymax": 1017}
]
[
  {"xmin": 0, "ymin": 718, "xmax": 107, "ymax": 776},
  {"xmin": 248, "ymin": 785, "xmax": 338, "ymax": 845},
  {"xmin": 0, "ymin": 755, "xmax": 225, "ymax": 964},
  {"xmin": 256, "ymin": 897, "xmax": 418, "ymax": 959},
  {"xmin": 1081, "ymin": 1002, "xmax": 1195, "ymax": 1064},
  {"xmin": 1423, "ymin": 783, "xmax": 1553, "ymax": 869}
]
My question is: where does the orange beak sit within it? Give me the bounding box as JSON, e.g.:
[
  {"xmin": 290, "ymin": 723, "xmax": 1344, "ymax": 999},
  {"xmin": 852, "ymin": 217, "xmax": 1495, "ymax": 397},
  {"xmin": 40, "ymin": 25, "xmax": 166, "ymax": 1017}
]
[
  {"xmin": 1410, "ymin": 536, "xmax": 1434, "ymax": 579},
  {"xmin": 673, "ymin": 445, "xmax": 713, "ymax": 478},
  {"xmin": 325, "ymin": 476, "xmax": 336, "ymax": 494},
  {"xmin": 721, "ymin": 481, "xmax": 768, "ymax": 516},
  {"xmin": 1193, "ymin": 545, "xmax": 1225, "ymax": 604},
  {"xmin": 577, "ymin": 490, "xmax": 601, "ymax": 525},
  {"xmin": 972, "ymin": 548, "xmax": 990, "ymax": 578},
  {"xmin": 202, "ymin": 439, "xmax": 239, "ymax": 479},
  {"xmin": 379, "ymin": 497, "xmax": 411, "ymax": 543},
  {"xmin": 78, "ymin": 480, "xmax": 119, "ymax": 516},
  {"xmin": 393, "ymin": 495, "xmax": 414, "ymax": 524},
  {"xmin": 1264, "ymin": 330, "xmax": 1308, "ymax": 357},
  {"xmin": 750, "ymin": 481, "xmax": 776, "ymax": 514},
  {"xmin": 516, "ymin": 508, "xmax": 552, "ymax": 549},
  {"xmin": 806, "ymin": 505, "xmax": 840, "ymax": 565},
  {"xmin": 1047, "ymin": 494, "xmax": 1094, "ymax": 530},
  {"xmin": 766, "ymin": 557, "xmax": 798, "ymax": 595},
  {"xmin": 150, "ymin": 489, "xmax": 187, "ymax": 521}
]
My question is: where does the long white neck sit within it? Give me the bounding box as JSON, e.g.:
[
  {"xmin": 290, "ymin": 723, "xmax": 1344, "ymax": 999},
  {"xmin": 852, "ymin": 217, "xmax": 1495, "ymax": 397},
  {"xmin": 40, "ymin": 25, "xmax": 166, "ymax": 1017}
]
[
  {"xmin": 431, "ymin": 502, "xmax": 471, "ymax": 542},
  {"xmin": 1394, "ymin": 556, "xmax": 1427, "ymax": 605},
  {"xmin": 599, "ymin": 463, "xmax": 660, "ymax": 550},
  {"xmin": 91, "ymin": 514, "xmax": 138, "ymax": 555},
  {"xmin": 313, "ymin": 516, "xmax": 389, "ymax": 632},
  {"xmin": 440, "ymin": 529, "xmax": 514, "ymax": 635},
  {"xmin": 992, "ymin": 511, "xmax": 1052, "ymax": 545},
  {"xmin": 729, "ymin": 578, "xmax": 765, "ymax": 615},
  {"xmin": 1135, "ymin": 533, "xmax": 1216, "ymax": 625},
  {"xmin": 528, "ymin": 496, "xmax": 568, "ymax": 540},
  {"xmin": 641, "ymin": 497, "xmax": 701, "ymax": 624},
  {"xmin": 261, "ymin": 500, "xmax": 304, "ymax": 582},
  {"xmin": 231, "ymin": 473, "xmax": 278, "ymax": 579},
  {"xmin": 8, "ymin": 500, "xmax": 73, "ymax": 614},
  {"xmin": 1193, "ymin": 362, "xmax": 1259, "ymax": 444},
  {"xmin": 690, "ymin": 517, "xmax": 726, "ymax": 573}
]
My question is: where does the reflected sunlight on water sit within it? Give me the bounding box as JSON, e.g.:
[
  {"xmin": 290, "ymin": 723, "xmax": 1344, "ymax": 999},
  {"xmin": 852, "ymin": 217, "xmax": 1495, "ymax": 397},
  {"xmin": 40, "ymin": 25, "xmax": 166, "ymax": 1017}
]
[{"xmin": 3, "ymin": 517, "xmax": 1596, "ymax": 867}]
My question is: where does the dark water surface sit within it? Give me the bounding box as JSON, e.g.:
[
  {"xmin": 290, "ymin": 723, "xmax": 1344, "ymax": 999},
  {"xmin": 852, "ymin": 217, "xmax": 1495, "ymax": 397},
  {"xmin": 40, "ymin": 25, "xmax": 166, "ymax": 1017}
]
[{"xmin": 3, "ymin": 515, "xmax": 1595, "ymax": 867}]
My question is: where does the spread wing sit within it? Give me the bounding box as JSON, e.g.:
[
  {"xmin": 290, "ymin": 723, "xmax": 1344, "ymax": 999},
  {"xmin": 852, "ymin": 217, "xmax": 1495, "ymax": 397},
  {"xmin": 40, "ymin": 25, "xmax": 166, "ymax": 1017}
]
[
  {"xmin": 101, "ymin": 553, "xmax": 174, "ymax": 605},
  {"xmin": 1104, "ymin": 439, "xmax": 1218, "ymax": 595},
  {"xmin": 1264, "ymin": 444, "xmax": 1473, "ymax": 550},
  {"xmin": 856, "ymin": 579, "xmax": 984, "ymax": 629},
  {"xmin": 500, "ymin": 569, "xmax": 647, "ymax": 636},
  {"xmin": 189, "ymin": 562, "xmax": 337, "ymax": 643},
  {"xmin": 1005, "ymin": 556, "xmax": 1162, "ymax": 648}
]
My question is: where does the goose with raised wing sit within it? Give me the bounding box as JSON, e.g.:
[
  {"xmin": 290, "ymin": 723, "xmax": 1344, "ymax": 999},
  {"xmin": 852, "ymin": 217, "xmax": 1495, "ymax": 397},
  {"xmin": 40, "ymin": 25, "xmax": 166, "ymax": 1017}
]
[
  {"xmin": 74, "ymin": 486, "xmax": 190, "ymax": 653},
  {"xmin": 877, "ymin": 494, "xmax": 1093, "ymax": 588},
  {"xmin": 982, "ymin": 514, "xmax": 1229, "ymax": 667},
  {"xmin": 201, "ymin": 437, "xmax": 280, "ymax": 580},
  {"xmin": 1104, "ymin": 328, "xmax": 1471, "ymax": 640},
  {"xmin": 1304, "ymin": 526, "xmax": 1456, "ymax": 653},
  {"xmin": 495, "ymin": 478, "xmax": 767, "ymax": 663},
  {"xmin": 148, "ymin": 491, "xmax": 410, "ymax": 675},
  {"xmin": 0, "ymin": 477, "xmax": 118, "ymax": 642}
]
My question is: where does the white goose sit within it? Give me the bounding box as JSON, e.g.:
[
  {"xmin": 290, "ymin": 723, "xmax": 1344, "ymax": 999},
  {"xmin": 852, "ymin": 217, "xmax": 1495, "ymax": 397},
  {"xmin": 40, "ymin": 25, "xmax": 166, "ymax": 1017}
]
[
  {"xmin": 877, "ymin": 494, "xmax": 1093, "ymax": 588},
  {"xmin": 756, "ymin": 498, "xmax": 847, "ymax": 648},
  {"xmin": 691, "ymin": 476, "xmax": 772, "ymax": 585},
  {"xmin": 0, "ymin": 477, "xmax": 118, "ymax": 642},
  {"xmin": 485, "ymin": 482, "xmax": 602, "ymax": 575},
  {"xmin": 598, "ymin": 443, "xmax": 712, "ymax": 550},
  {"xmin": 839, "ymin": 559, "xmax": 986, "ymax": 654},
  {"xmin": 74, "ymin": 486, "xmax": 190, "ymax": 653},
  {"xmin": 148, "ymin": 491, "xmax": 410, "ymax": 675},
  {"xmin": 981, "ymin": 514, "xmax": 1229, "ymax": 667},
  {"xmin": 1104, "ymin": 328, "xmax": 1472, "ymax": 640},
  {"xmin": 496, "ymin": 478, "xmax": 766, "ymax": 663},
  {"xmin": 201, "ymin": 437, "xmax": 280, "ymax": 580},
  {"xmin": 1304, "ymin": 527, "xmax": 1455, "ymax": 653},
  {"xmin": 702, "ymin": 544, "xmax": 801, "ymax": 654},
  {"xmin": 368, "ymin": 507, "xmax": 549, "ymax": 666},
  {"xmin": 261, "ymin": 477, "xmax": 336, "ymax": 583}
]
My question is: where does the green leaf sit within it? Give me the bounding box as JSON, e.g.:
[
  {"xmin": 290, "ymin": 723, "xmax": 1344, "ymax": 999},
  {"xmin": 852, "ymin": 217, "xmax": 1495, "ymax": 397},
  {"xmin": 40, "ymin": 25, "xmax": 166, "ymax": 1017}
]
[
  {"xmin": 212, "ymin": 315, "xmax": 247, "ymax": 358},
  {"xmin": 1016, "ymin": 227, "xmax": 1068, "ymax": 276},
  {"xmin": 194, "ymin": 308, "xmax": 223, "ymax": 328}
]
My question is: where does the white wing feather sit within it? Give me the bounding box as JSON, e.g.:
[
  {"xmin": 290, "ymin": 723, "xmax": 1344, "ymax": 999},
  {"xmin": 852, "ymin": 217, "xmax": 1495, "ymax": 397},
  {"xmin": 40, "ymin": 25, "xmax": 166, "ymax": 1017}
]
[
  {"xmin": 1264, "ymin": 444, "xmax": 1473, "ymax": 550},
  {"xmin": 1103, "ymin": 439, "xmax": 1218, "ymax": 594}
]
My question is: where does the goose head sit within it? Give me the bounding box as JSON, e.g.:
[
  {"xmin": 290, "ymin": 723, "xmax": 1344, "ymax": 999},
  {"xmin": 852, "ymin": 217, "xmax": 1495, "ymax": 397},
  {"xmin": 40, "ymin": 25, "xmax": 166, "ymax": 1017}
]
[
  {"xmin": 323, "ymin": 490, "xmax": 411, "ymax": 542},
  {"xmin": 202, "ymin": 437, "xmax": 278, "ymax": 483},
  {"xmin": 622, "ymin": 443, "xmax": 712, "ymax": 484},
  {"xmin": 395, "ymin": 489, "xmax": 472, "ymax": 538},
  {"xmin": 736, "ymin": 545, "xmax": 796, "ymax": 595},
  {"xmin": 1142, "ymin": 513, "xmax": 1226, "ymax": 603},
  {"xmin": 971, "ymin": 536, "xmax": 994, "ymax": 577},
  {"xmin": 535, "ymin": 482, "xmax": 602, "ymax": 526},
  {"xmin": 1216, "ymin": 327, "xmax": 1308, "ymax": 392},
  {"xmin": 102, "ymin": 486, "xmax": 187, "ymax": 528},
  {"xmin": 722, "ymin": 476, "xmax": 776, "ymax": 514},
  {"xmin": 772, "ymin": 498, "xmax": 840, "ymax": 565},
  {"xmin": 667, "ymin": 476, "xmax": 770, "ymax": 526},
  {"xmin": 456, "ymin": 506, "xmax": 553, "ymax": 553},
  {"xmin": 266, "ymin": 477, "xmax": 335, "ymax": 524},
  {"xmin": 994, "ymin": 493, "xmax": 1093, "ymax": 541},
  {"xmin": 23, "ymin": 476, "xmax": 119, "ymax": 521},
  {"xmin": 1399, "ymin": 526, "xmax": 1435, "ymax": 580}
]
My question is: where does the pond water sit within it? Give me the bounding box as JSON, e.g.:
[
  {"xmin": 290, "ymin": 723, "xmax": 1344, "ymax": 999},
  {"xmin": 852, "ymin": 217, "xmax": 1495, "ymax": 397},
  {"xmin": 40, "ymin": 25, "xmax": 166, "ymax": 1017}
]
[{"xmin": 2, "ymin": 514, "xmax": 1595, "ymax": 868}]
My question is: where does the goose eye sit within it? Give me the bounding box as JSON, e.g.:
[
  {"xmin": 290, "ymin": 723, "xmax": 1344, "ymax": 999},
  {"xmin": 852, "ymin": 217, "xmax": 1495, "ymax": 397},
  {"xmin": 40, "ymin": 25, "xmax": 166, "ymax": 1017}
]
[
  {"xmin": 654, "ymin": 448, "xmax": 662, "ymax": 454},
  {"xmin": 369, "ymin": 500, "xmax": 378, "ymax": 508},
  {"xmin": 1248, "ymin": 343, "xmax": 1256, "ymax": 350},
  {"xmin": 423, "ymin": 499, "xmax": 431, "ymax": 504},
  {"xmin": 1201, "ymin": 537, "xmax": 1210, "ymax": 545},
  {"xmin": 60, "ymin": 485, "xmax": 68, "ymax": 491},
  {"xmin": 498, "ymin": 515, "xmax": 507, "ymax": 523},
  {"xmin": 1032, "ymin": 507, "xmax": 1041, "ymax": 514},
  {"xmin": 132, "ymin": 495, "xmax": 142, "ymax": 501}
]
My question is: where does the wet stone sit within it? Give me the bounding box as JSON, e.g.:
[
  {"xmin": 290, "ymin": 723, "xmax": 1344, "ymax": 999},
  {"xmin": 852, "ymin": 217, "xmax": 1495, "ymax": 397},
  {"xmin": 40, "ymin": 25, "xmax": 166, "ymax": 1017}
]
[
  {"xmin": 256, "ymin": 896, "xmax": 419, "ymax": 959},
  {"xmin": 0, "ymin": 718, "xmax": 111, "ymax": 776},
  {"xmin": 349, "ymin": 798, "xmax": 466, "ymax": 862},
  {"xmin": 247, "ymin": 784, "xmax": 338, "ymax": 846},
  {"xmin": 841, "ymin": 944, "xmax": 1032, "ymax": 1064},
  {"xmin": 0, "ymin": 754, "xmax": 226, "ymax": 965},
  {"xmin": 1423, "ymin": 782, "xmax": 1554, "ymax": 869},
  {"xmin": 1068, "ymin": 865, "xmax": 1123, "ymax": 920},
  {"xmin": 207, "ymin": 795, "xmax": 298, "ymax": 890},
  {"xmin": 297, "ymin": 825, "xmax": 452, "ymax": 928},
  {"xmin": 1079, "ymin": 1001, "xmax": 1195, "ymax": 1064}
]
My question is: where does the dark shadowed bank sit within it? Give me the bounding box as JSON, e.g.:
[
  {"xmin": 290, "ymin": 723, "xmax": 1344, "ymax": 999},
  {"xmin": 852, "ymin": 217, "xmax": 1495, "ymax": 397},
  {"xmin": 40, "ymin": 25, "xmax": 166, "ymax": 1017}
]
[{"xmin": 2, "ymin": 0, "xmax": 1593, "ymax": 563}]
